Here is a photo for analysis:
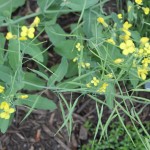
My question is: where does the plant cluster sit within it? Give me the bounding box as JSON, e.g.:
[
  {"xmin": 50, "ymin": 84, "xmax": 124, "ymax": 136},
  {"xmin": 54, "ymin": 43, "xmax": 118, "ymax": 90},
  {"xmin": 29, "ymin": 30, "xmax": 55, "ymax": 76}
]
[{"xmin": 0, "ymin": 0, "xmax": 149, "ymax": 149}]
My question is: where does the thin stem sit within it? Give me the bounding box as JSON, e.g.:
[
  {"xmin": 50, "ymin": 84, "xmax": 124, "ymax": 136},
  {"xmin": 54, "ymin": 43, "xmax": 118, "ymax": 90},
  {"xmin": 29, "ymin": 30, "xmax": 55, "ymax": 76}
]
[{"xmin": 0, "ymin": 9, "xmax": 75, "ymax": 27}]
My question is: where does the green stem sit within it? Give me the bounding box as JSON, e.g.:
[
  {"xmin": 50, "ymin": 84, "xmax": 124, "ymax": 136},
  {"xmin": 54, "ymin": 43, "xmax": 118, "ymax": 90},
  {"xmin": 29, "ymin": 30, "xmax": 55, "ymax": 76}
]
[{"xmin": 0, "ymin": 12, "xmax": 41, "ymax": 27}]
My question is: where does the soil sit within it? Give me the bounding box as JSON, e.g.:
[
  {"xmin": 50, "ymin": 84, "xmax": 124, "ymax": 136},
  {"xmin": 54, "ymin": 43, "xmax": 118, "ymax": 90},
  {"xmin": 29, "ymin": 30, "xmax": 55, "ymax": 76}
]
[{"xmin": 0, "ymin": 0, "xmax": 149, "ymax": 150}]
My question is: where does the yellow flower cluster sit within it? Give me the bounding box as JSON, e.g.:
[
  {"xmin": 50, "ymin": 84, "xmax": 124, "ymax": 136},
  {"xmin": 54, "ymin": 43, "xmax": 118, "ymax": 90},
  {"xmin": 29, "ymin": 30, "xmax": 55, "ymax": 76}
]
[
  {"xmin": 97, "ymin": 83, "xmax": 108, "ymax": 93},
  {"xmin": 0, "ymin": 101, "xmax": 15, "ymax": 119},
  {"xmin": 137, "ymin": 67, "xmax": 148, "ymax": 80},
  {"xmin": 86, "ymin": 77, "xmax": 108, "ymax": 93},
  {"xmin": 107, "ymin": 38, "xmax": 116, "ymax": 45},
  {"xmin": 114, "ymin": 58, "xmax": 124, "ymax": 64},
  {"xmin": 119, "ymin": 40, "xmax": 135, "ymax": 55},
  {"xmin": 80, "ymin": 62, "xmax": 90, "ymax": 68},
  {"xmin": 0, "ymin": 85, "xmax": 5, "ymax": 93},
  {"xmin": 6, "ymin": 16, "xmax": 40, "ymax": 41},
  {"xmin": 120, "ymin": 21, "xmax": 132, "ymax": 41},
  {"xmin": 75, "ymin": 43, "xmax": 84, "ymax": 51},
  {"xmin": 136, "ymin": 37, "xmax": 150, "ymax": 80}
]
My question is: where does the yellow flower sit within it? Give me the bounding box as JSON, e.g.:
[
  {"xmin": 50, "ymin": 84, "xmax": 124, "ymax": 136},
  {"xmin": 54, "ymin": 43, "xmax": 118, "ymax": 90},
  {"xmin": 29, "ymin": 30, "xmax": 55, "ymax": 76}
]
[
  {"xmin": 117, "ymin": 14, "xmax": 123, "ymax": 19},
  {"xmin": 128, "ymin": 6, "xmax": 132, "ymax": 12},
  {"xmin": 97, "ymin": 17, "xmax": 108, "ymax": 27},
  {"xmin": 19, "ymin": 94, "xmax": 28, "ymax": 99},
  {"xmin": 106, "ymin": 73, "xmax": 113, "ymax": 78},
  {"xmin": 143, "ymin": 43, "xmax": 150, "ymax": 56},
  {"xmin": 0, "ymin": 101, "xmax": 9, "ymax": 110},
  {"xmin": 20, "ymin": 26, "xmax": 35, "ymax": 39},
  {"xmin": 98, "ymin": 83, "xmax": 108, "ymax": 93},
  {"xmin": 135, "ymin": 0, "xmax": 142, "ymax": 5},
  {"xmin": 138, "ymin": 67, "xmax": 148, "ymax": 80},
  {"xmin": 19, "ymin": 36, "xmax": 28, "ymax": 41},
  {"xmin": 79, "ymin": 62, "xmax": 90, "ymax": 68},
  {"xmin": 142, "ymin": 7, "xmax": 150, "ymax": 15},
  {"xmin": 0, "ymin": 85, "xmax": 5, "ymax": 93},
  {"xmin": 86, "ymin": 83, "xmax": 91, "ymax": 88},
  {"xmin": 123, "ymin": 21, "xmax": 132, "ymax": 30},
  {"xmin": 142, "ymin": 58, "xmax": 150, "ymax": 67},
  {"xmin": 85, "ymin": 63, "xmax": 90, "ymax": 68},
  {"xmin": 91, "ymin": 77, "xmax": 99, "ymax": 86},
  {"xmin": 30, "ymin": 16, "xmax": 40, "ymax": 27},
  {"xmin": 81, "ymin": 62, "xmax": 86, "ymax": 68},
  {"xmin": 75, "ymin": 43, "xmax": 84, "ymax": 51},
  {"xmin": 97, "ymin": 17, "xmax": 104, "ymax": 23},
  {"xmin": 0, "ymin": 101, "xmax": 15, "ymax": 119},
  {"xmin": 120, "ymin": 34, "xmax": 130, "ymax": 41},
  {"xmin": 6, "ymin": 32, "xmax": 16, "ymax": 40},
  {"xmin": 107, "ymin": 38, "xmax": 116, "ymax": 45},
  {"xmin": 0, "ymin": 107, "xmax": 15, "ymax": 119},
  {"xmin": 119, "ymin": 40, "xmax": 135, "ymax": 55},
  {"xmin": 73, "ymin": 57, "xmax": 78, "ymax": 62},
  {"xmin": 114, "ymin": 58, "xmax": 124, "ymax": 64},
  {"xmin": 140, "ymin": 37, "xmax": 149, "ymax": 44}
]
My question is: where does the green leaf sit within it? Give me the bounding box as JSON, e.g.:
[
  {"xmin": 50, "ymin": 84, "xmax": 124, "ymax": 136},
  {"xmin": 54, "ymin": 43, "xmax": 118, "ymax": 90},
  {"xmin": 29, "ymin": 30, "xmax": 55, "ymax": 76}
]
[
  {"xmin": 0, "ymin": 0, "xmax": 25, "ymax": 17},
  {"xmin": 0, "ymin": 33, "xmax": 5, "ymax": 64},
  {"xmin": 131, "ymin": 31, "xmax": 141, "ymax": 42},
  {"xmin": 8, "ymin": 40, "xmax": 21, "ymax": 71},
  {"xmin": 0, "ymin": 118, "xmax": 9, "ymax": 133},
  {"xmin": 24, "ymin": 72, "xmax": 46, "ymax": 90},
  {"xmin": 45, "ymin": 24, "xmax": 66, "ymax": 46},
  {"xmin": 65, "ymin": 61, "xmax": 78, "ymax": 78},
  {"xmin": 61, "ymin": 0, "xmax": 99, "ymax": 11},
  {"xmin": 105, "ymin": 82, "xmax": 115, "ymax": 109},
  {"xmin": 0, "ymin": 65, "xmax": 12, "ymax": 84},
  {"xmin": 37, "ymin": 0, "xmax": 57, "ymax": 12},
  {"xmin": 56, "ymin": 77, "xmax": 79, "ymax": 89},
  {"xmin": 129, "ymin": 68, "xmax": 139, "ymax": 88},
  {"xmin": 54, "ymin": 40, "xmax": 77, "ymax": 59},
  {"xmin": 83, "ymin": 10, "xmax": 97, "ymax": 38},
  {"xmin": 21, "ymin": 42, "xmax": 44, "ymax": 62},
  {"xmin": 15, "ymin": 95, "xmax": 56, "ymax": 111},
  {"xmin": 29, "ymin": 69, "xmax": 49, "ymax": 80},
  {"xmin": 127, "ymin": 1, "xmax": 135, "ymax": 22},
  {"xmin": 48, "ymin": 57, "xmax": 68, "ymax": 86}
]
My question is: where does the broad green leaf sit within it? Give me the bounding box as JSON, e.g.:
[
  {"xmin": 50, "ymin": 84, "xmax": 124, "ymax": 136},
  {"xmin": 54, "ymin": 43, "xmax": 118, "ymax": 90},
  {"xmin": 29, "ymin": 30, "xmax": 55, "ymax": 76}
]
[
  {"xmin": 131, "ymin": 31, "xmax": 141, "ymax": 42},
  {"xmin": 0, "ymin": 65, "xmax": 12, "ymax": 84},
  {"xmin": 8, "ymin": 40, "xmax": 21, "ymax": 71},
  {"xmin": 0, "ymin": 118, "xmax": 9, "ymax": 133},
  {"xmin": 20, "ymin": 42, "xmax": 44, "ymax": 62},
  {"xmin": 0, "ymin": 33, "xmax": 5, "ymax": 64},
  {"xmin": 127, "ymin": 1, "xmax": 135, "ymax": 22},
  {"xmin": 65, "ymin": 61, "xmax": 78, "ymax": 78},
  {"xmin": 15, "ymin": 95, "xmax": 56, "ymax": 111},
  {"xmin": 0, "ymin": 0, "xmax": 25, "ymax": 17},
  {"xmin": 83, "ymin": 10, "xmax": 97, "ymax": 38},
  {"xmin": 29, "ymin": 69, "xmax": 49, "ymax": 80},
  {"xmin": 105, "ymin": 82, "xmax": 115, "ymax": 109},
  {"xmin": 45, "ymin": 24, "xmax": 66, "ymax": 46},
  {"xmin": 56, "ymin": 77, "xmax": 79, "ymax": 89},
  {"xmin": 54, "ymin": 40, "xmax": 77, "ymax": 59},
  {"xmin": 111, "ymin": 12, "xmax": 122, "ymax": 29},
  {"xmin": 37, "ymin": 0, "xmax": 59, "ymax": 12},
  {"xmin": 129, "ymin": 68, "xmax": 139, "ymax": 88},
  {"xmin": 48, "ymin": 57, "xmax": 68, "ymax": 86},
  {"xmin": 24, "ymin": 72, "xmax": 46, "ymax": 90},
  {"xmin": 61, "ymin": 0, "xmax": 99, "ymax": 11}
]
